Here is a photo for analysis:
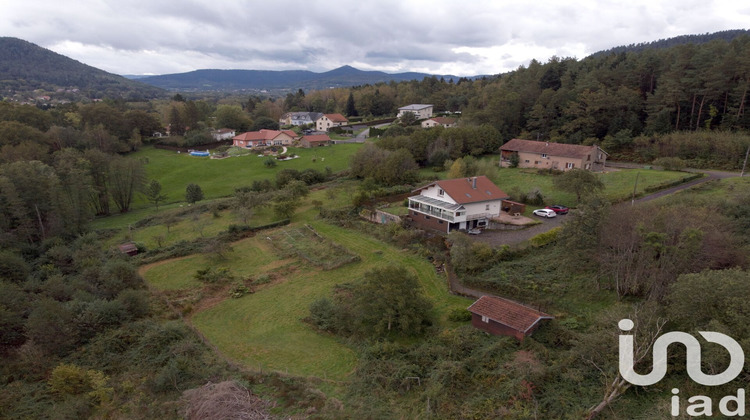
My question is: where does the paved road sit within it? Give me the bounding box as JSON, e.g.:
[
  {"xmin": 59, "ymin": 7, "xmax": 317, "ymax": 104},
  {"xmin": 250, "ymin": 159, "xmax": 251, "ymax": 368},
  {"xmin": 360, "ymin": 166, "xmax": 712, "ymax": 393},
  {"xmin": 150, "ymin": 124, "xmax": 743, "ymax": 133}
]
[{"xmin": 473, "ymin": 167, "xmax": 743, "ymax": 247}]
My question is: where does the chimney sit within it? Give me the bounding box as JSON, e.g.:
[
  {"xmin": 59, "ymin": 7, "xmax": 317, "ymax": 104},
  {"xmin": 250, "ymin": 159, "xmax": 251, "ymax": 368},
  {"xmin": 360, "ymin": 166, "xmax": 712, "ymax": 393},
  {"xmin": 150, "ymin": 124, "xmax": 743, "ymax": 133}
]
[{"xmin": 472, "ymin": 177, "xmax": 477, "ymax": 189}]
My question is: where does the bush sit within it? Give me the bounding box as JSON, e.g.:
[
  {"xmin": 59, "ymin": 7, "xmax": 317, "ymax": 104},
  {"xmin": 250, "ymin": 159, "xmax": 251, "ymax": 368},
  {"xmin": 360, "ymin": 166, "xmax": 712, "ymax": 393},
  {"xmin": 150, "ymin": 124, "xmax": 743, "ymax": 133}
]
[
  {"xmin": 229, "ymin": 281, "xmax": 251, "ymax": 298},
  {"xmin": 529, "ymin": 227, "xmax": 561, "ymax": 247},
  {"xmin": 193, "ymin": 267, "xmax": 234, "ymax": 283},
  {"xmin": 653, "ymin": 156, "xmax": 687, "ymax": 171},
  {"xmin": 447, "ymin": 308, "xmax": 473, "ymax": 322}
]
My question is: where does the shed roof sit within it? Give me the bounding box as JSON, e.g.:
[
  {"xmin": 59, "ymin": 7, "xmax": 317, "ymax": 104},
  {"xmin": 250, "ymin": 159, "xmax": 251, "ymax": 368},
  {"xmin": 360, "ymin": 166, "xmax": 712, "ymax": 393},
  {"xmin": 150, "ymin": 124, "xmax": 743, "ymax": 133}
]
[
  {"xmin": 501, "ymin": 138, "xmax": 607, "ymax": 160},
  {"xmin": 302, "ymin": 134, "xmax": 331, "ymax": 142},
  {"xmin": 322, "ymin": 113, "xmax": 348, "ymax": 123},
  {"xmin": 467, "ymin": 295, "xmax": 553, "ymax": 333}
]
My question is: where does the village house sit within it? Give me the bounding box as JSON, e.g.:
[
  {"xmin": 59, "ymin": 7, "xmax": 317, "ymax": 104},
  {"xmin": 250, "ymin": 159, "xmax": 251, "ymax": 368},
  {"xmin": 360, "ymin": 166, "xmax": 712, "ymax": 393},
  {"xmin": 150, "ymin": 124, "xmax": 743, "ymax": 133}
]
[
  {"xmin": 232, "ymin": 129, "xmax": 298, "ymax": 148},
  {"xmin": 499, "ymin": 138, "xmax": 608, "ymax": 171},
  {"xmin": 300, "ymin": 134, "xmax": 331, "ymax": 148},
  {"xmin": 315, "ymin": 113, "xmax": 348, "ymax": 132},
  {"xmin": 279, "ymin": 112, "xmax": 323, "ymax": 127},
  {"xmin": 397, "ymin": 104, "xmax": 434, "ymax": 120},
  {"xmin": 407, "ymin": 176, "xmax": 509, "ymax": 233},
  {"xmin": 211, "ymin": 128, "xmax": 236, "ymax": 141},
  {"xmin": 467, "ymin": 295, "xmax": 553, "ymax": 341},
  {"xmin": 421, "ymin": 116, "xmax": 457, "ymax": 128}
]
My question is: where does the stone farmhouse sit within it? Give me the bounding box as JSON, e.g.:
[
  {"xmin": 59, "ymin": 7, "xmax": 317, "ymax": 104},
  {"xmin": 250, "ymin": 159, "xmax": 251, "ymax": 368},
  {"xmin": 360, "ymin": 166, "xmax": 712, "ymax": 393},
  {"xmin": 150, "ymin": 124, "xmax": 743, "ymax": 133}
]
[{"xmin": 500, "ymin": 139, "xmax": 608, "ymax": 171}]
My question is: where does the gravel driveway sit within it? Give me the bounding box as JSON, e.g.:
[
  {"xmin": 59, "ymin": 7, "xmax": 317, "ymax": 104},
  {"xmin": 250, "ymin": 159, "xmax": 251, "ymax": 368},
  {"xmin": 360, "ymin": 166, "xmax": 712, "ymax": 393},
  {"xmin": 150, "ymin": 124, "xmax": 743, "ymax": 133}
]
[{"xmin": 472, "ymin": 214, "xmax": 567, "ymax": 247}]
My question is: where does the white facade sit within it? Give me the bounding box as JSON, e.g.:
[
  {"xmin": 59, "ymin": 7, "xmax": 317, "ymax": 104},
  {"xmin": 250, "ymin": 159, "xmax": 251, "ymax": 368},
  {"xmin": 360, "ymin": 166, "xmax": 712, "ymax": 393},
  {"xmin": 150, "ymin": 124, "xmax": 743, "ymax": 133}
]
[
  {"xmin": 397, "ymin": 104, "xmax": 434, "ymax": 119},
  {"xmin": 408, "ymin": 181, "xmax": 504, "ymax": 231}
]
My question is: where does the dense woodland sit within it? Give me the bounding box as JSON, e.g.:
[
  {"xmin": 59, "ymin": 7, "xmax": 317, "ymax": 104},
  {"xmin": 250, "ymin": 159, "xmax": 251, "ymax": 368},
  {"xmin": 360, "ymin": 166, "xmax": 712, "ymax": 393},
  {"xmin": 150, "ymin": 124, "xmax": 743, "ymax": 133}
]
[{"xmin": 1, "ymin": 33, "xmax": 750, "ymax": 418}]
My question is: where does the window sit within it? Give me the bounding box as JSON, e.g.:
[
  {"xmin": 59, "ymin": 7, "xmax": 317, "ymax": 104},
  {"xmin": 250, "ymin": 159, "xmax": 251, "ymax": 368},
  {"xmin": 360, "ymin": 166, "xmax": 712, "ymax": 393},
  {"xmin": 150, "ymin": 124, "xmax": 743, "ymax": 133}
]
[
  {"xmin": 485, "ymin": 204, "xmax": 490, "ymax": 211},
  {"xmin": 566, "ymin": 162, "xmax": 574, "ymax": 169},
  {"xmin": 541, "ymin": 153, "xmax": 547, "ymax": 158},
  {"xmin": 587, "ymin": 154, "xmax": 591, "ymax": 161},
  {"xmin": 525, "ymin": 160, "xmax": 530, "ymax": 163},
  {"xmin": 438, "ymin": 188, "xmax": 444, "ymax": 197},
  {"xmin": 481, "ymin": 316, "xmax": 489, "ymax": 323},
  {"xmin": 438, "ymin": 220, "xmax": 443, "ymax": 224}
]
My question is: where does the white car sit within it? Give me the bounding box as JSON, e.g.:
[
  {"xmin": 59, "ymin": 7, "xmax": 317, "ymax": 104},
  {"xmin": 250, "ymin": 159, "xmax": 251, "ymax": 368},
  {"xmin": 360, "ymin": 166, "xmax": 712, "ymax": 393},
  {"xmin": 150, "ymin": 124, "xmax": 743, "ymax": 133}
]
[{"xmin": 532, "ymin": 208, "xmax": 557, "ymax": 218}]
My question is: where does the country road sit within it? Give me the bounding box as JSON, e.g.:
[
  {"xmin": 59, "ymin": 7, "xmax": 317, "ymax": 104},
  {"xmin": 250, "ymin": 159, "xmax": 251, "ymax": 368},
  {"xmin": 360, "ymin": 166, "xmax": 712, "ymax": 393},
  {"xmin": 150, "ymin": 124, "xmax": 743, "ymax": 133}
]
[{"xmin": 473, "ymin": 165, "xmax": 743, "ymax": 247}]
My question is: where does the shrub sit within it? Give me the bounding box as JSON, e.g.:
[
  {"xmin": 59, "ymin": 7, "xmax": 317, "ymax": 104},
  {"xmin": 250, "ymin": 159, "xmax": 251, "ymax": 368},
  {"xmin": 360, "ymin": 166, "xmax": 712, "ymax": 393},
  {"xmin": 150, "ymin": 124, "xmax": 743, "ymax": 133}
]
[
  {"xmin": 193, "ymin": 267, "xmax": 234, "ymax": 283},
  {"xmin": 529, "ymin": 227, "xmax": 561, "ymax": 247},
  {"xmin": 447, "ymin": 308, "xmax": 473, "ymax": 322},
  {"xmin": 229, "ymin": 282, "xmax": 251, "ymax": 298},
  {"xmin": 652, "ymin": 156, "xmax": 687, "ymax": 171}
]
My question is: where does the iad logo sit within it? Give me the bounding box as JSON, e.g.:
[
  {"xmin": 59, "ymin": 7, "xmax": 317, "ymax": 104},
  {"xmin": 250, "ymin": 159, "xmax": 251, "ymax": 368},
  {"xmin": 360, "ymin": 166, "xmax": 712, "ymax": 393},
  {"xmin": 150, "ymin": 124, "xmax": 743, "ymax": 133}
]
[{"xmin": 618, "ymin": 319, "xmax": 746, "ymax": 417}]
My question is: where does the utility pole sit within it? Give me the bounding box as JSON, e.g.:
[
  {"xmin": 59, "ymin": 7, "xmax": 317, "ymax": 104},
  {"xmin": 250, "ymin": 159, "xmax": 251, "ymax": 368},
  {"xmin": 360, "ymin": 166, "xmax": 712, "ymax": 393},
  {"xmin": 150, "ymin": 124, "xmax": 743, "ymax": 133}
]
[
  {"xmin": 741, "ymin": 145, "xmax": 750, "ymax": 177},
  {"xmin": 631, "ymin": 172, "xmax": 640, "ymax": 206}
]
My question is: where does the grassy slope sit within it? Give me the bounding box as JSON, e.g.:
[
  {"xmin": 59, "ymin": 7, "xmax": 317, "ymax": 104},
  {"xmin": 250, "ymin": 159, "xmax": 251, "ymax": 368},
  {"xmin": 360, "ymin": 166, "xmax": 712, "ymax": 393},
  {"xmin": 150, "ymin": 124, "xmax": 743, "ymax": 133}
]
[{"xmin": 141, "ymin": 219, "xmax": 470, "ymax": 381}]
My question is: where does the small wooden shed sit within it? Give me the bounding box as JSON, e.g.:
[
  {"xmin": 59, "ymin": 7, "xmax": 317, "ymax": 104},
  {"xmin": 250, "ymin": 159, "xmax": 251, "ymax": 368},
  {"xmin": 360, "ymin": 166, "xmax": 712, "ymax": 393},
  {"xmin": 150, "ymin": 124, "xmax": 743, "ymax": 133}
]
[
  {"xmin": 467, "ymin": 295, "xmax": 553, "ymax": 341},
  {"xmin": 118, "ymin": 242, "xmax": 138, "ymax": 256}
]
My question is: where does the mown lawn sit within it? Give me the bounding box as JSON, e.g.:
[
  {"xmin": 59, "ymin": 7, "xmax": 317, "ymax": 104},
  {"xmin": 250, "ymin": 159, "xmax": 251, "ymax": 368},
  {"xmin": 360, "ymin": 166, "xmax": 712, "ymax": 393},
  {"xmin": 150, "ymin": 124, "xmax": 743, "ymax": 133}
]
[
  {"xmin": 420, "ymin": 157, "xmax": 696, "ymax": 208},
  {"xmin": 141, "ymin": 219, "xmax": 470, "ymax": 381},
  {"xmin": 129, "ymin": 143, "xmax": 362, "ymax": 205}
]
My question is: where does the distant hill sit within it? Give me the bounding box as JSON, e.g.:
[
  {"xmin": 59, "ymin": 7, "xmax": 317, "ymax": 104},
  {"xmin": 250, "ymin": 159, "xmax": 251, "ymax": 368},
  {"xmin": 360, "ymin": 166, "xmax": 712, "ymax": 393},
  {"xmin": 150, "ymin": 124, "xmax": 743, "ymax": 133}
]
[
  {"xmin": 0, "ymin": 37, "xmax": 165, "ymax": 101},
  {"xmin": 589, "ymin": 29, "xmax": 750, "ymax": 57},
  {"xmin": 136, "ymin": 65, "xmax": 467, "ymax": 92}
]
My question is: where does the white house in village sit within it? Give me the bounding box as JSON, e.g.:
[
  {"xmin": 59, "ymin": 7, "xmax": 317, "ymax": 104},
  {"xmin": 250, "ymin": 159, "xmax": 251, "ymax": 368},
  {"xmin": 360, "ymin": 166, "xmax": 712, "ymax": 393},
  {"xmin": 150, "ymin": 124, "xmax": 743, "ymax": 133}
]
[
  {"xmin": 315, "ymin": 113, "xmax": 348, "ymax": 132},
  {"xmin": 279, "ymin": 112, "xmax": 324, "ymax": 127},
  {"xmin": 421, "ymin": 117, "xmax": 457, "ymax": 128},
  {"xmin": 407, "ymin": 176, "xmax": 509, "ymax": 233},
  {"xmin": 211, "ymin": 128, "xmax": 236, "ymax": 141},
  {"xmin": 397, "ymin": 104, "xmax": 434, "ymax": 120}
]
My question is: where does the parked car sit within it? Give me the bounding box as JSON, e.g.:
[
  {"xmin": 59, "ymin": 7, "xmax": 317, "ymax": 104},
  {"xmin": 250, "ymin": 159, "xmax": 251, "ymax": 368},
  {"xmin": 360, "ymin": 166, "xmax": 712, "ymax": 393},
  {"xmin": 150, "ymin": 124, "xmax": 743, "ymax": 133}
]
[
  {"xmin": 467, "ymin": 228, "xmax": 482, "ymax": 235},
  {"xmin": 532, "ymin": 208, "xmax": 557, "ymax": 218},
  {"xmin": 545, "ymin": 205, "xmax": 569, "ymax": 215}
]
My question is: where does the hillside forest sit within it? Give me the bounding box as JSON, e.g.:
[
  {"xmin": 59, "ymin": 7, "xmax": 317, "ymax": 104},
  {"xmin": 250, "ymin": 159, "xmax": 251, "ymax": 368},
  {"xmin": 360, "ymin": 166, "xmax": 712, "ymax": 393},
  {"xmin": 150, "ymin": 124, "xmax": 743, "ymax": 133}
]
[{"xmin": 0, "ymin": 34, "xmax": 750, "ymax": 419}]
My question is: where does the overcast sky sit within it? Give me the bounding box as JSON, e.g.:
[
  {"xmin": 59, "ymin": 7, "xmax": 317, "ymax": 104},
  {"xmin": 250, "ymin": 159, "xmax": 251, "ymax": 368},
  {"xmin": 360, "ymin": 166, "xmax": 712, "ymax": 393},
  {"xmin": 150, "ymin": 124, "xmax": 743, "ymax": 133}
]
[{"xmin": 1, "ymin": 0, "xmax": 748, "ymax": 77}]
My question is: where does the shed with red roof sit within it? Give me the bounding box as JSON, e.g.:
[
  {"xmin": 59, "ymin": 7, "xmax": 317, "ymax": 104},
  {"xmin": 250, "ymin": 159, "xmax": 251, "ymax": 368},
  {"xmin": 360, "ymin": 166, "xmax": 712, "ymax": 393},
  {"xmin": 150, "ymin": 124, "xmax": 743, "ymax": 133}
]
[{"xmin": 467, "ymin": 295, "xmax": 553, "ymax": 341}]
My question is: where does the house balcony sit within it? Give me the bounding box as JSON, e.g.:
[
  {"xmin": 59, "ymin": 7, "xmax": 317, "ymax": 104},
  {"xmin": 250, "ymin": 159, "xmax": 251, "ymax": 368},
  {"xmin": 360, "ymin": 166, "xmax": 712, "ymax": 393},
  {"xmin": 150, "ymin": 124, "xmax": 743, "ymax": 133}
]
[{"xmin": 408, "ymin": 196, "xmax": 464, "ymax": 223}]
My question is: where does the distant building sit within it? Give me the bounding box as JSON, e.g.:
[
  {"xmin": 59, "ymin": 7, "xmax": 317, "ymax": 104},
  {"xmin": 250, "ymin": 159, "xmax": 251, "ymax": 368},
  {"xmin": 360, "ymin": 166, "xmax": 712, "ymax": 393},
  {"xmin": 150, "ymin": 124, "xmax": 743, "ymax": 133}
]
[
  {"xmin": 421, "ymin": 117, "xmax": 457, "ymax": 128},
  {"xmin": 211, "ymin": 128, "xmax": 236, "ymax": 141},
  {"xmin": 279, "ymin": 112, "xmax": 324, "ymax": 127},
  {"xmin": 397, "ymin": 104, "xmax": 433, "ymax": 119},
  {"xmin": 232, "ymin": 129, "xmax": 298, "ymax": 148},
  {"xmin": 315, "ymin": 114, "xmax": 348, "ymax": 132},
  {"xmin": 500, "ymin": 139, "xmax": 608, "ymax": 171},
  {"xmin": 467, "ymin": 295, "xmax": 553, "ymax": 341},
  {"xmin": 300, "ymin": 134, "xmax": 331, "ymax": 148},
  {"xmin": 407, "ymin": 176, "xmax": 509, "ymax": 233}
]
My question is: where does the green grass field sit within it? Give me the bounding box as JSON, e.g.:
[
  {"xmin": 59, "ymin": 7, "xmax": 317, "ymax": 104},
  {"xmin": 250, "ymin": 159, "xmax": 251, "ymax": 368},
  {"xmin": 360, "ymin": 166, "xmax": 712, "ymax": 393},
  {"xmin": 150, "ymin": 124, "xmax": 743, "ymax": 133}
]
[
  {"xmin": 141, "ymin": 220, "xmax": 470, "ymax": 380},
  {"xmin": 131, "ymin": 143, "xmax": 362, "ymax": 205}
]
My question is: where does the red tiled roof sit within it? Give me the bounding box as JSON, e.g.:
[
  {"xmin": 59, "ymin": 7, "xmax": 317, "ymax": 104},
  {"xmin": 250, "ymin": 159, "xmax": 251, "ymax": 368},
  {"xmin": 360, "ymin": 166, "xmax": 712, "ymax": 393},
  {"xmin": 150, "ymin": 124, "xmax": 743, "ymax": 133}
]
[
  {"xmin": 303, "ymin": 134, "xmax": 331, "ymax": 142},
  {"xmin": 428, "ymin": 117, "xmax": 456, "ymax": 125},
  {"xmin": 467, "ymin": 296, "xmax": 553, "ymax": 333},
  {"xmin": 324, "ymin": 113, "xmax": 348, "ymax": 123},
  {"xmin": 427, "ymin": 176, "xmax": 508, "ymax": 204},
  {"xmin": 501, "ymin": 138, "xmax": 607, "ymax": 160},
  {"xmin": 233, "ymin": 129, "xmax": 296, "ymax": 141}
]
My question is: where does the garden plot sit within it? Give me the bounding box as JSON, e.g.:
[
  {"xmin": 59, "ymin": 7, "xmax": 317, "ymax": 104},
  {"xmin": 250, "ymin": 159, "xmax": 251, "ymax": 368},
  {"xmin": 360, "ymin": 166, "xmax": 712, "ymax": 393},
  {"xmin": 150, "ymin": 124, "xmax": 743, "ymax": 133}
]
[{"xmin": 266, "ymin": 224, "xmax": 359, "ymax": 270}]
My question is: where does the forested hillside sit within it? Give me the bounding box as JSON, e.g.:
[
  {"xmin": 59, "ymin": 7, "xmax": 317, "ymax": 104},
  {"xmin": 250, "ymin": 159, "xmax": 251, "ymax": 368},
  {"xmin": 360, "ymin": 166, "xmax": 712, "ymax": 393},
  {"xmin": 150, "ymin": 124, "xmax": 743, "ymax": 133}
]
[
  {"xmin": 1, "ymin": 30, "xmax": 750, "ymax": 419},
  {"xmin": 0, "ymin": 37, "xmax": 165, "ymax": 101}
]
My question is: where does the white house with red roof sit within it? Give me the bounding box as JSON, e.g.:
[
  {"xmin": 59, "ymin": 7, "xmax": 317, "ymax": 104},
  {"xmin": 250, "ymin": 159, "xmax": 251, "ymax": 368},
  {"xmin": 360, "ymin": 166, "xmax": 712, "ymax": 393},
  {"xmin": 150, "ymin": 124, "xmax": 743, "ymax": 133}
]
[
  {"xmin": 232, "ymin": 129, "xmax": 299, "ymax": 148},
  {"xmin": 421, "ymin": 117, "xmax": 457, "ymax": 128},
  {"xmin": 407, "ymin": 175, "xmax": 509, "ymax": 233},
  {"xmin": 315, "ymin": 113, "xmax": 348, "ymax": 132}
]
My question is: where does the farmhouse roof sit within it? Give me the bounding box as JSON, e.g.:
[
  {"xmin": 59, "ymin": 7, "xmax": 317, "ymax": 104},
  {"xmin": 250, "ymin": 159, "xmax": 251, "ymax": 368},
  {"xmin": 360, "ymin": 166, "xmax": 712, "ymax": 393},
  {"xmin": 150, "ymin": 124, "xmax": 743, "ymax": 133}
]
[
  {"xmin": 303, "ymin": 134, "xmax": 331, "ymax": 143},
  {"xmin": 414, "ymin": 175, "xmax": 508, "ymax": 204},
  {"xmin": 233, "ymin": 129, "xmax": 297, "ymax": 141},
  {"xmin": 501, "ymin": 138, "xmax": 608, "ymax": 160},
  {"xmin": 399, "ymin": 104, "xmax": 433, "ymax": 111},
  {"xmin": 427, "ymin": 117, "xmax": 456, "ymax": 124},
  {"xmin": 323, "ymin": 113, "xmax": 348, "ymax": 123},
  {"xmin": 467, "ymin": 295, "xmax": 553, "ymax": 333}
]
